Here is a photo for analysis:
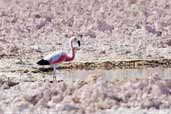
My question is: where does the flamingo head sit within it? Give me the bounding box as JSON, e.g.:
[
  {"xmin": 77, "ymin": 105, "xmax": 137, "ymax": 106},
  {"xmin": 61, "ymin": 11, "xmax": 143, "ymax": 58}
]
[{"xmin": 70, "ymin": 36, "xmax": 81, "ymax": 50}]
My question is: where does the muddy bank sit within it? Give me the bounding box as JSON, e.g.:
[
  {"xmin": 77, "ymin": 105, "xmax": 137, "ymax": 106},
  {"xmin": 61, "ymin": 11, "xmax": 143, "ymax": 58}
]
[
  {"xmin": 62, "ymin": 59, "xmax": 171, "ymax": 70},
  {"xmin": 1, "ymin": 58, "xmax": 171, "ymax": 78}
]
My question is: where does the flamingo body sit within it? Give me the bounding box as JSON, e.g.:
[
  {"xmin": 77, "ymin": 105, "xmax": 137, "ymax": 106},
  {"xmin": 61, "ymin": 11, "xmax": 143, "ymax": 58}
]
[
  {"xmin": 37, "ymin": 50, "xmax": 75, "ymax": 65},
  {"xmin": 37, "ymin": 36, "xmax": 80, "ymax": 79},
  {"xmin": 45, "ymin": 51, "xmax": 67, "ymax": 64}
]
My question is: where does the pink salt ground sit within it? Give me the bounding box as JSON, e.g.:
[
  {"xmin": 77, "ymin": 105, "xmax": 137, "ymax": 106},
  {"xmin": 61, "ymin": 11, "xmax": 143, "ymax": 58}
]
[{"xmin": 0, "ymin": 71, "xmax": 171, "ymax": 114}]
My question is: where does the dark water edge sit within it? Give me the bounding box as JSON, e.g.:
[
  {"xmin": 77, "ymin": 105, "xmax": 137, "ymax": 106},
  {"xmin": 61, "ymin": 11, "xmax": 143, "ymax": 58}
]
[{"xmin": 61, "ymin": 59, "xmax": 171, "ymax": 70}]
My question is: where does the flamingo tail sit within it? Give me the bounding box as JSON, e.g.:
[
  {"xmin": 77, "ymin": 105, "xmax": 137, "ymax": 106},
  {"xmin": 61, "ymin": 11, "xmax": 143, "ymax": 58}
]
[{"xmin": 37, "ymin": 59, "xmax": 50, "ymax": 65}]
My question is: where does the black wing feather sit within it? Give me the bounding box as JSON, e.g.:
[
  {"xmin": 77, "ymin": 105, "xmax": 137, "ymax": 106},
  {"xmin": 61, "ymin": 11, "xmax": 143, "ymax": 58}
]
[{"xmin": 37, "ymin": 59, "xmax": 50, "ymax": 65}]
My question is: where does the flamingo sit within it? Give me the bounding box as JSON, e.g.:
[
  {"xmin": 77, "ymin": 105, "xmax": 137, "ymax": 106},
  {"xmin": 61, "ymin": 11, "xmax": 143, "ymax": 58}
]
[{"xmin": 37, "ymin": 36, "xmax": 81, "ymax": 79}]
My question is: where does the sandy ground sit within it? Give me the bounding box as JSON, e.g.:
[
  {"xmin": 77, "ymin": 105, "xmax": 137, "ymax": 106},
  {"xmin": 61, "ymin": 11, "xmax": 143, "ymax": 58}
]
[{"xmin": 1, "ymin": 0, "xmax": 171, "ymax": 113}]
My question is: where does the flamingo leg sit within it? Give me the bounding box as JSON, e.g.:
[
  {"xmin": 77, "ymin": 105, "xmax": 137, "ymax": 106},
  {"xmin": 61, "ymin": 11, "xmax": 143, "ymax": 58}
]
[
  {"xmin": 52, "ymin": 65, "xmax": 60, "ymax": 80},
  {"xmin": 53, "ymin": 65, "xmax": 57, "ymax": 80}
]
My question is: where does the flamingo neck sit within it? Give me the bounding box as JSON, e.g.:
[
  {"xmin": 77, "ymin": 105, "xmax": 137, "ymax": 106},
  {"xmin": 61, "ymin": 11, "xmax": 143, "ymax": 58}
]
[{"xmin": 65, "ymin": 40, "xmax": 75, "ymax": 61}]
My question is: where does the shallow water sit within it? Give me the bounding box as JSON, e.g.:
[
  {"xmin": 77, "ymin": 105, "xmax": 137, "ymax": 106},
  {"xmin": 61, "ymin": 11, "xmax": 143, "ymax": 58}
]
[
  {"xmin": 53, "ymin": 67, "xmax": 171, "ymax": 81},
  {"xmin": 1, "ymin": 66, "xmax": 171, "ymax": 82}
]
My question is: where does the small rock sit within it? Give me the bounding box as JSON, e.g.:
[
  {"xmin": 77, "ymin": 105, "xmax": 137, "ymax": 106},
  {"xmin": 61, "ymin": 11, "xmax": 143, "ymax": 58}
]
[
  {"xmin": 31, "ymin": 45, "xmax": 42, "ymax": 53},
  {"xmin": 157, "ymin": 31, "xmax": 162, "ymax": 36},
  {"xmin": 145, "ymin": 25, "xmax": 157, "ymax": 34},
  {"xmin": 99, "ymin": 50, "xmax": 106, "ymax": 54},
  {"xmin": 62, "ymin": 104, "xmax": 79, "ymax": 111},
  {"xmin": 51, "ymin": 95, "xmax": 63, "ymax": 103},
  {"xmin": 35, "ymin": 14, "xmax": 41, "ymax": 18},
  {"xmin": 15, "ymin": 101, "xmax": 32, "ymax": 112}
]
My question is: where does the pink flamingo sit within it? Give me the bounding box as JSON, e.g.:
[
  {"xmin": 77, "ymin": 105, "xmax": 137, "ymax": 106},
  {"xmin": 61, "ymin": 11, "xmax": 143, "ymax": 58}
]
[{"xmin": 37, "ymin": 36, "xmax": 81, "ymax": 79}]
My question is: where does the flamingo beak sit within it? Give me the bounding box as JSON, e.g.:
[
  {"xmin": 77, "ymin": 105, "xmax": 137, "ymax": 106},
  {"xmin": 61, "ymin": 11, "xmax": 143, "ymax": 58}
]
[{"xmin": 77, "ymin": 40, "xmax": 81, "ymax": 47}]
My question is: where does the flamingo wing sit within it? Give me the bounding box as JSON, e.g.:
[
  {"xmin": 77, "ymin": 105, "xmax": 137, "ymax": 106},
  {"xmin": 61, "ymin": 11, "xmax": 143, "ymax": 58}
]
[{"xmin": 44, "ymin": 51, "xmax": 66, "ymax": 64}]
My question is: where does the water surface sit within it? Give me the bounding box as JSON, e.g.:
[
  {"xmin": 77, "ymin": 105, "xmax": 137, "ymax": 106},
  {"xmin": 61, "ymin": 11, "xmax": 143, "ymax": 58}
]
[{"xmin": 55, "ymin": 67, "xmax": 171, "ymax": 81}]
